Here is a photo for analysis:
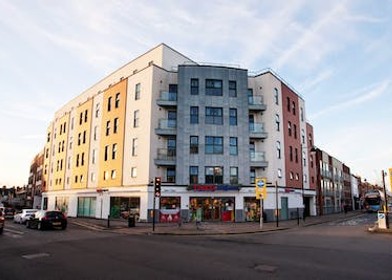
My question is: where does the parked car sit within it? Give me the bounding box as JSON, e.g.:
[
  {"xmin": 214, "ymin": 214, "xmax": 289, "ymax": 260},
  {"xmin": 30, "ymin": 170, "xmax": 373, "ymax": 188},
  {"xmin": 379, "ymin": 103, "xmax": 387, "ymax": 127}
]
[
  {"xmin": 0, "ymin": 209, "xmax": 4, "ymax": 234},
  {"xmin": 4, "ymin": 208, "xmax": 15, "ymax": 219},
  {"xmin": 14, "ymin": 209, "xmax": 38, "ymax": 224},
  {"xmin": 26, "ymin": 210, "xmax": 67, "ymax": 230}
]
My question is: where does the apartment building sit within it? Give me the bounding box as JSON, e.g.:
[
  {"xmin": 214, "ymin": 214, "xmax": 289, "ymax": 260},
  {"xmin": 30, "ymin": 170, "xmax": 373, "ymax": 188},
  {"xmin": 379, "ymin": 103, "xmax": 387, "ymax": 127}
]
[{"xmin": 40, "ymin": 43, "xmax": 316, "ymax": 222}]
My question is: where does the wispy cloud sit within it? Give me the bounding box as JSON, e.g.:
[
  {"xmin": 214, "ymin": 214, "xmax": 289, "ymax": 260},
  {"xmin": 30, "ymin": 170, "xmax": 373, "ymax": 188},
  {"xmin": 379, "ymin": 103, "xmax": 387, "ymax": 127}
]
[
  {"xmin": 310, "ymin": 80, "xmax": 390, "ymax": 120},
  {"xmin": 298, "ymin": 69, "xmax": 334, "ymax": 93}
]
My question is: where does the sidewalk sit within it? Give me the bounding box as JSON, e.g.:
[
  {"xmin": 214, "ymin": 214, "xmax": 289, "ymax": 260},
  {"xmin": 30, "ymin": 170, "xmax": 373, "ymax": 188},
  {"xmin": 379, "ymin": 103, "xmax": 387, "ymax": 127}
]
[{"xmin": 69, "ymin": 210, "xmax": 382, "ymax": 235}]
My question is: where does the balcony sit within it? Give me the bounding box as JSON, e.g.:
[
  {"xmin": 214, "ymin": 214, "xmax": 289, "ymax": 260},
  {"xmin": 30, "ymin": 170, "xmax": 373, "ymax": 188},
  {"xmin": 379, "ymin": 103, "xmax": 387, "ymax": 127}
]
[
  {"xmin": 154, "ymin": 148, "xmax": 176, "ymax": 166},
  {"xmin": 155, "ymin": 119, "xmax": 177, "ymax": 135},
  {"xmin": 157, "ymin": 91, "xmax": 177, "ymax": 107},
  {"xmin": 248, "ymin": 95, "xmax": 267, "ymax": 111},
  {"xmin": 249, "ymin": 151, "xmax": 268, "ymax": 167},
  {"xmin": 249, "ymin": 123, "xmax": 268, "ymax": 139}
]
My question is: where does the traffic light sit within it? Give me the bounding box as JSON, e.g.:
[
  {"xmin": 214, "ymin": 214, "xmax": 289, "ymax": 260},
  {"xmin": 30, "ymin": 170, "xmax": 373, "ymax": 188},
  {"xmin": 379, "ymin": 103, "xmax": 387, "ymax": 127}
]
[{"xmin": 154, "ymin": 177, "xmax": 161, "ymax": 197}]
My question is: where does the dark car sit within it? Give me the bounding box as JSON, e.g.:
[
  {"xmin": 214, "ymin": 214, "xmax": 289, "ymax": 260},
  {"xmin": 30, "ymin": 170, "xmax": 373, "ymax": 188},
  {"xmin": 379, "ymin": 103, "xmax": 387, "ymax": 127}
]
[
  {"xmin": 0, "ymin": 210, "xmax": 4, "ymax": 234},
  {"xmin": 26, "ymin": 210, "xmax": 67, "ymax": 230}
]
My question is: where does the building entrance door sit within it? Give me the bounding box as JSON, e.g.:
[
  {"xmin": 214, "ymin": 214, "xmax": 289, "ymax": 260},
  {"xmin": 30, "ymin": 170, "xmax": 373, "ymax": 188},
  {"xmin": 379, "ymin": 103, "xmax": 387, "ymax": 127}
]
[{"xmin": 281, "ymin": 197, "xmax": 288, "ymax": 220}]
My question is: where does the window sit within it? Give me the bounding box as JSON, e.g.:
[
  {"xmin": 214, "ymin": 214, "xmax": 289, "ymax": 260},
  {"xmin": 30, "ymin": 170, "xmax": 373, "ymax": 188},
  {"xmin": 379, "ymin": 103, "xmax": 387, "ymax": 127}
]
[
  {"xmin": 131, "ymin": 167, "xmax": 137, "ymax": 178},
  {"xmin": 301, "ymin": 129, "xmax": 305, "ymax": 144},
  {"xmin": 78, "ymin": 133, "xmax": 81, "ymax": 146},
  {"xmin": 230, "ymin": 167, "xmax": 238, "ymax": 184},
  {"xmin": 134, "ymin": 110, "xmax": 139, "ymax": 127},
  {"xmin": 190, "ymin": 136, "xmax": 199, "ymax": 154},
  {"xmin": 289, "ymin": 146, "xmax": 293, "ymax": 161},
  {"xmin": 303, "ymin": 151, "xmax": 307, "ymax": 167},
  {"xmin": 91, "ymin": 172, "xmax": 96, "ymax": 182},
  {"xmin": 205, "ymin": 107, "xmax": 223, "ymax": 125},
  {"xmin": 84, "ymin": 110, "xmax": 88, "ymax": 123},
  {"xmin": 167, "ymin": 167, "xmax": 176, "ymax": 183},
  {"xmin": 293, "ymin": 124, "xmax": 297, "ymax": 139},
  {"xmin": 135, "ymin": 83, "xmax": 141, "ymax": 100},
  {"xmin": 229, "ymin": 108, "xmax": 237, "ymax": 126},
  {"xmin": 190, "ymin": 166, "xmax": 198, "ymax": 184},
  {"xmin": 106, "ymin": 121, "xmax": 110, "ymax": 136},
  {"xmin": 83, "ymin": 131, "xmax": 86, "ymax": 144},
  {"xmin": 300, "ymin": 107, "xmax": 304, "ymax": 121},
  {"xmin": 76, "ymin": 154, "xmax": 80, "ymax": 167},
  {"xmin": 111, "ymin": 170, "xmax": 116, "ymax": 179},
  {"xmin": 295, "ymin": 148, "xmax": 298, "ymax": 163},
  {"xmin": 287, "ymin": 97, "xmax": 290, "ymax": 112},
  {"xmin": 81, "ymin": 153, "xmax": 85, "ymax": 166},
  {"xmin": 167, "ymin": 137, "xmax": 176, "ymax": 157},
  {"xmin": 205, "ymin": 166, "xmax": 223, "ymax": 184},
  {"xmin": 169, "ymin": 84, "xmax": 178, "ymax": 93},
  {"xmin": 95, "ymin": 103, "xmax": 100, "ymax": 118},
  {"xmin": 250, "ymin": 168, "xmax": 256, "ymax": 184},
  {"xmin": 275, "ymin": 114, "xmax": 280, "ymax": 131},
  {"xmin": 190, "ymin": 106, "xmax": 199, "ymax": 124},
  {"xmin": 205, "ymin": 136, "xmax": 223, "ymax": 154},
  {"xmin": 230, "ymin": 137, "xmax": 238, "ymax": 155},
  {"xmin": 274, "ymin": 88, "xmax": 279, "ymax": 105},
  {"xmin": 92, "ymin": 149, "xmax": 96, "ymax": 164},
  {"xmin": 108, "ymin": 96, "xmax": 112, "ymax": 112},
  {"xmin": 115, "ymin": 93, "xmax": 120, "ymax": 108},
  {"xmin": 288, "ymin": 121, "xmax": 292, "ymax": 136},
  {"xmin": 229, "ymin": 81, "xmax": 237, "ymax": 97},
  {"xmin": 190, "ymin": 79, "xmax": 199, "ymax": 95},
  {"xmin": 94, "ymin": 126, "xmax": 98, "ymax": 141},
  {"xmin": 295, "ymin": 173, "xmax": 299, "ymax": 180},
  {"xmin": 292, "ymin": 101, "xmax": 296, "ymax": 115},
  {"xmin": 79, "ymin": 112, "xmax": 83, "ymax": 125},
  {"xmin": 112, "ymin": 143, "xmax": 117, "ymax": 160},
  {"xmin": 104, "ymin": 145, "xmax": 109, "ymax": 161},
  {"xmin": 289, "ymin": 172, "xmax": 294, "ymax": 180},
  {"xmin": 278, "ymin": 169, "xmax": 282, "ymax": 178},
  {"xmin": 206, "ymin": 79, "xmax": 223, "ymax": 96},
  {"xmin": 132, "ymin": 138, "xmax": 138, "ymax": 156},
  {"xmin": 276, "ymin": 141, "xmax": 281, "ymax": 159},
  {"xmin": 114, "ymin": 118, "xmax": 119, "ymax": 134},
  {"xmin": 104, "ymin": 171, "xmax": 109, "ymax": 181}
]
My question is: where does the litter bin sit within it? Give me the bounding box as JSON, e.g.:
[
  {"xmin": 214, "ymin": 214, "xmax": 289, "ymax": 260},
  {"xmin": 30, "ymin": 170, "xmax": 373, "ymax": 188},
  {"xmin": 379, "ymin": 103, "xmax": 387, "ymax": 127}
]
[{"xmin": 128, "ymin": 215, "xmax": 135, "ymax": 227}]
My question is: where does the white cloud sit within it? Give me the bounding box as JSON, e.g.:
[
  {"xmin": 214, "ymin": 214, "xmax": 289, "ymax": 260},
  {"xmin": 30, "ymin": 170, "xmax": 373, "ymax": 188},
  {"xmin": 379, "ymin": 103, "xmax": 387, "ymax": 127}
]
[{"xmin": 310, "ymin": 80, "xmax": 390, "ymax": 120}]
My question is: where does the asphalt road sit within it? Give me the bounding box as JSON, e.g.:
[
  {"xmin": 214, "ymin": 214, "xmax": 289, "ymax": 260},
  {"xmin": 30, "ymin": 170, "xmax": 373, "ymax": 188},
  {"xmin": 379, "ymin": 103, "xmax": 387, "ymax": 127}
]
[{"xmin": 0, "ymin": 214, "xmax": 391, "ymax": 280}]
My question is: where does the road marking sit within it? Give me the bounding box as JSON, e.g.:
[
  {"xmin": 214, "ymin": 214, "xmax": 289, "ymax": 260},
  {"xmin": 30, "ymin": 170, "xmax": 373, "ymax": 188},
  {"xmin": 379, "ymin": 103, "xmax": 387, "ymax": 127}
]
[
  {"xmin": 4, "ymin": 228, "xmax": 24, "ymax": 235},
  {"xmin": 254, "ymin": 264, "xmax": 278, "ymax": 273},
  {"xmin": 22, "ymin": 253, "xmax": 50, "ymax": 260}
]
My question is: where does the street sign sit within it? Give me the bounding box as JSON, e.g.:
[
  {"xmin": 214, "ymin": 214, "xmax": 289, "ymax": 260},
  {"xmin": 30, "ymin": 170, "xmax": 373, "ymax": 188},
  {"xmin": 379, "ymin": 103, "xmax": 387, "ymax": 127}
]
[{"xmin": 255, "ymin": 178, "xmax": 267, "ymax": 200}]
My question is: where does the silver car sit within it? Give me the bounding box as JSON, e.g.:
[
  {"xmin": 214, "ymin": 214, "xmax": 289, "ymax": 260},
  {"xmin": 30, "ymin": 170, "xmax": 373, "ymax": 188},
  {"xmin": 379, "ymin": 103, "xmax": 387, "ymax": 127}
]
[{"xmin": 14, "ymin": 209, "xmax": 38, "ymax": 224}]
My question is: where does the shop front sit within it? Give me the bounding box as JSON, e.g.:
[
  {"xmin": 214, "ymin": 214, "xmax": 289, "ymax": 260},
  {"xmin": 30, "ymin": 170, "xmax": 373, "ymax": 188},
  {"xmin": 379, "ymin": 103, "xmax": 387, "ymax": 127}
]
[
  {"xmin": 159, "ymin": 197, "xmax": 181, "ymax": 223},
  {"xmin": 244, "ymin": 197, "xmax": 260, "ymax": 222},
  {"xmin": 110, "ymin": 197, "xmax": 140, "ymax": 221},
  {"xmin": 189, "ymin": 197, "xmax": 235, "ymax": 222}
]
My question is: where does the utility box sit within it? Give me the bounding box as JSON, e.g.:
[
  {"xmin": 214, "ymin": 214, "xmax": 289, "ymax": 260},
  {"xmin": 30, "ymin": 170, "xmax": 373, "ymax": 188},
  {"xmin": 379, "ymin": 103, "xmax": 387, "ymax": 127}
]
[{"xmin": 378, "ymin": 212, "xmax": 387, "ymax": 229}]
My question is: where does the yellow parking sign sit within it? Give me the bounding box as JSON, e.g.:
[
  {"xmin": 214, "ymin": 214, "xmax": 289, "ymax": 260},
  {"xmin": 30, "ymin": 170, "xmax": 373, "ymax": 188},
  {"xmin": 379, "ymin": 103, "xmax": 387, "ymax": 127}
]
[{"xmin": 255, "ymin": 178, "xmax": 267, "ymax": 199}]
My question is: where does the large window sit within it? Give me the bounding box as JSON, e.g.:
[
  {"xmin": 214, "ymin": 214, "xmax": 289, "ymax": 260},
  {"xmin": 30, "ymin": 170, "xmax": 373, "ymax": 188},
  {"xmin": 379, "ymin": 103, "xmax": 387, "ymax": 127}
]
[
  {"xmin": 229, "ymin": 81, "xmax": 237, "ymax": 97},
  {"xmin": 78, "ymin": 197, "xmax": 96, "ymax": 218},
  {"xmin": 190, "ymin": 166, "xmax": 198, "ymax": 184},
  {"xmin": 230, "ymin": 137, "xmax": 238, "ymax": 155},
  {"xmin": 167, "ymin": 167, "xmax": 176, "ymax": 183},
  {"xmin": 190, "ymin": 136, "xmax": 199, "ymax": 154},
  {"xmin": 190, "ymin": 106, "xmax": 199, "ymax": 124},
  {"xmin": 205, "ymin": 107, "xmax": 223, "ymax": 125},
  {"xmin": 206, "ymin": 79, "xmax": 223, "ymax": 96},
  {"xmin": 230, "ymin": 167, "xmax": 238, "ymax": 184},
  {"xmin": 205, "ymin": 136, "xmax": 223, "ymax": 154},
  {"xmin": 191, "ymin": 78, "xmax": 199, "ymax": 95},
  {"xmin": 229, "ymin": 108, "xmax": 237, "ymax": 126},
  {"xmin": 205, "ymin": 166, "xmax": 223, "ymax": 184}
]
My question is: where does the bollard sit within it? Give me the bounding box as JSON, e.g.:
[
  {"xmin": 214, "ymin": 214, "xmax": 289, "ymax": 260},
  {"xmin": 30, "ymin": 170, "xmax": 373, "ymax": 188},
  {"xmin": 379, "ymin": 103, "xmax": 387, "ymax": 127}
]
[{"xmin": 107, "ymin": 215, "xmax": 110, "ymax": 228}]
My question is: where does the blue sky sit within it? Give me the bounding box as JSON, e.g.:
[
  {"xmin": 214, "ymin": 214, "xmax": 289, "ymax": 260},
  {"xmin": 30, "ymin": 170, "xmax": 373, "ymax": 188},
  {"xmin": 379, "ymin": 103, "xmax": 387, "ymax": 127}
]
[{"xmin": 0, "ymin": 0, "xmax": 391, "ymax": 189}]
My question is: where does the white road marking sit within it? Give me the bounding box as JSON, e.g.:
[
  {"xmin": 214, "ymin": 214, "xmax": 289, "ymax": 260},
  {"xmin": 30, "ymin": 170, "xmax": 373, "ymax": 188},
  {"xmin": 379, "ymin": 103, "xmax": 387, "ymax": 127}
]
[{"xmin": 22, "ymin": 253, "xmax": 50, "ymax": 259}]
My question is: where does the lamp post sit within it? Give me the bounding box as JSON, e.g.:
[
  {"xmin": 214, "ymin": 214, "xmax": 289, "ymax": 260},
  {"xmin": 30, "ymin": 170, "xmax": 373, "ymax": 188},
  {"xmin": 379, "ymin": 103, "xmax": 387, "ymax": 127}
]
[{"xmin": 381, "ymin": 170, "xmax": 389, "ymax": 228}]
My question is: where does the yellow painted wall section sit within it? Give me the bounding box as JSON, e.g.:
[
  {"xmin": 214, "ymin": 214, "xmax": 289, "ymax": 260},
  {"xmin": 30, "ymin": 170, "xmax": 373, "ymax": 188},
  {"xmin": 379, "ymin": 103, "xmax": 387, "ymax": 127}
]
[
  {"xmin": 72, "ymin": 99, "xmax": 93, "ymax": 189},
  {"xmin": 98, "ymin": 79, "xmax": 127, "ymax": 188},
  {"xmin": 53, "ymin": 114, "xmax": 70, "ymax": 191}
]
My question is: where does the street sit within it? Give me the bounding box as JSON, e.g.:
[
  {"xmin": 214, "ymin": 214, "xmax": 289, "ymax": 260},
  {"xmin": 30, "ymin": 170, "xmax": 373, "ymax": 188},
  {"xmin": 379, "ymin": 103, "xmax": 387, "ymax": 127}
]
[{"xmin": 0, "ymin": 213, "xmax": 391, "ymax": 280}]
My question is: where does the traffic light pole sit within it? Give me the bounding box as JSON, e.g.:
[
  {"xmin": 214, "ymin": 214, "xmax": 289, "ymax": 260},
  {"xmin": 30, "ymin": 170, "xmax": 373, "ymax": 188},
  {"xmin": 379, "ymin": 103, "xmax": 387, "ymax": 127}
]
[{"xmin": 152, "ymin": 195, "xmax": 156, "ymax": 232}]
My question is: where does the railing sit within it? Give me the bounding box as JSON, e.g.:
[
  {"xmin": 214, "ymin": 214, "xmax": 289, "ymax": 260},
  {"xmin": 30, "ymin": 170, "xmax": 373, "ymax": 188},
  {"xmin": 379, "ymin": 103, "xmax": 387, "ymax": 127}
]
[
  {"xmin": 249, "ymin": 123, "xmax": 267, "ymax": 139},
  {"xmin": 158, "ymin": 91, "xmax": 177, "ymax": 102},
  {"xmin": 250, "ymin": 151, "xmax": 266, "ymax": 162},
  {"xmin": 248, "ymin": 95, "xmax": 264, "ymax": 105}
]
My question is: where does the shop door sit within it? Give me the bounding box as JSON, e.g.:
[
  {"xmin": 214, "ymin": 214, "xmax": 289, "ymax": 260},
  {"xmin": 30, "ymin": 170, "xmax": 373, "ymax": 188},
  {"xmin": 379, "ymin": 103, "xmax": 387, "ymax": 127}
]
[{"xmin": 281, "ymin": 197, "xmax": 288, "ymax": 220}]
